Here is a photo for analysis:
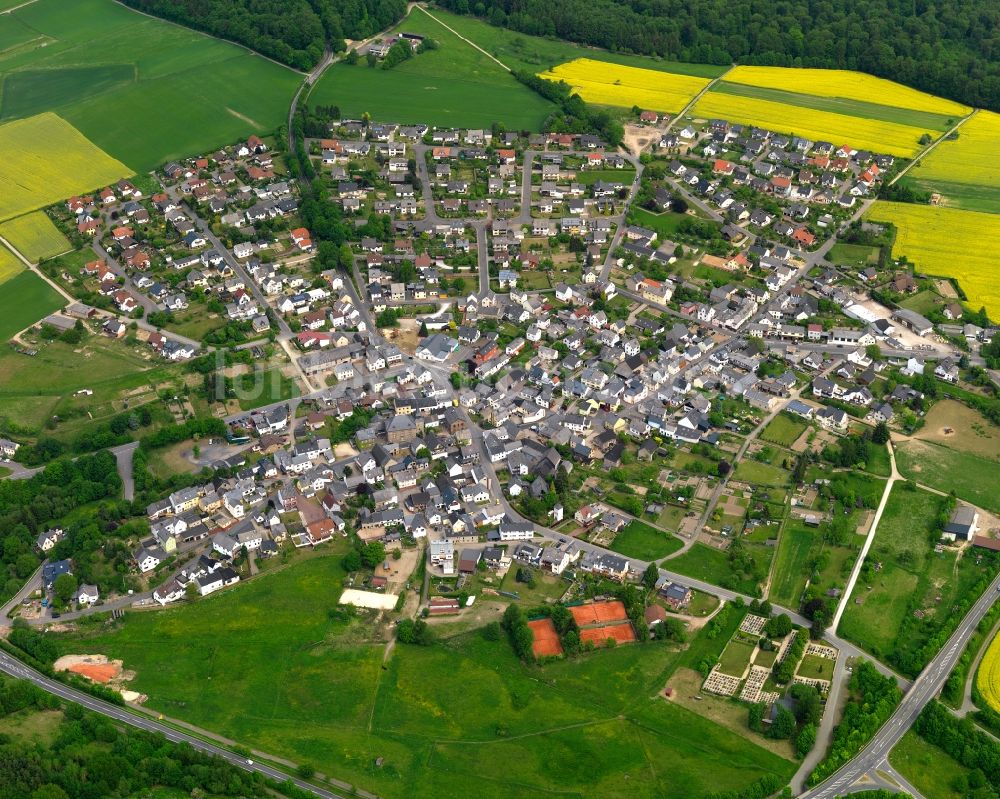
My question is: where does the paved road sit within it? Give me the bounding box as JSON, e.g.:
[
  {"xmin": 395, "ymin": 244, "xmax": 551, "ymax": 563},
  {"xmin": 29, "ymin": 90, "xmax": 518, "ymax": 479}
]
[
  {"xmin": 0, "ymin": 650, "xmax": 348, "ymax": 799},
  {"xmin": 800, "ymin": 569, "xmax": 1000, "ymax": 798}
]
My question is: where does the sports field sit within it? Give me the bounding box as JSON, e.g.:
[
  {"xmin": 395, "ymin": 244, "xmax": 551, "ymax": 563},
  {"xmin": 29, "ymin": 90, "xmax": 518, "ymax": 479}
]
[
  {"xmin": 903, "ymin": 110, "xmax": 1000, "ymax": 213},
  {"xmin": 723, "ymin": 67, "xmax": 969, "ymax": 116},
  {"xmin": 692, "ymin": 89, "xmax": 938, "ymax": 157},
  {"xmin": 0, "ymin": 0, "xmax": 300, "ymax": 172},
  {"xmin": 0, "ymin": 269, "xmax": 64, "ymax": 341},
  {"xmin": 865, "ymin": 201, "xmax": 999, "ymax": 318},
  {"xmin": 0, "ymin": 113, "xmax": 130, "ymax": 221},
  {"xmin": 56, "ymin": 552, "xmax": 795, "ymax": 799},
  {"xmin": 309, "ymin": 8, "xmax": 553, "ymax": 130},
  {"xmin": 0, "ymin": 212, "xmax": 71, "ymax": 262},
  {"xmin": 539, "ymin": 58, "xmax": 711, "ymax": 114}
]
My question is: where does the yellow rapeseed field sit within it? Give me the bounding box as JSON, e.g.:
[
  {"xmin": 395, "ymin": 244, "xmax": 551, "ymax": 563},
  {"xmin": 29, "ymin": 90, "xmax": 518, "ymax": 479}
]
[
  {"xmin": 692, "ymin": 91, "xmax": 931, "ymax": 157},
  {"xmin": 725, "ymin": 66, "xmax": 970, "ymax": 116},
  {"xmin": 0, "ymin": 212, "xmax": 71, "ymax": 263},
  {"xmin": 977, "ymin": 630, "xmax": 1000, "ymax": 713},
  {"xmin": 0, "ymin": 245, "xmax": 25, "ymax": 286},
  {"xmin": 0, "ymin": 112, "xmax": 131, "ymax": 222},
  {"xmin": 539, "ymin": 58, "xmax": 711, "ymax": 114},
  {"xmin": 866, "ymin": 201, "xmax": 1000, "ymax": 318},
  {"xmin": 909, "ymin": 110, "xmax": 1000, "ymax": 187}
]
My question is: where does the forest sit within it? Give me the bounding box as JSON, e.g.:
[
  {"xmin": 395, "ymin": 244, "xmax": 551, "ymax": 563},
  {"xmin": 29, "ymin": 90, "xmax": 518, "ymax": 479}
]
[
  {"xmin": 439, "ymin": 0, "xmax": 1000, "ymax": 112},
  {"xmin": 121, "ymin": 0, "xmax": 407, "ymax": 70}
]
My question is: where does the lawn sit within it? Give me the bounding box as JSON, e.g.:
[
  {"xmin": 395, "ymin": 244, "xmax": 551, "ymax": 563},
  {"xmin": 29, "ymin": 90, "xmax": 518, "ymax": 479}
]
[
  {"xmin": 667, "ymin": 541, "xmax": 768, "ymax": 596},
  {"xmin": 896, "ymin": 438, "xmax": 1000, "ymax": 515},
  {"xmin": 866, "ymin": 201, "xmax": 1000, "ymax": 320},
  {"xmin": 839, "ymin": 561, "xmax": 919, "ymax": 654},
  {"xmin": 235, "ymin": 366, "xmax": 301, "ymax": 411},
  {"xmin": 0, "ymin": 0, "xmax": 301, "ymax": 173},
  {"xmin": 903, "ymin": 109, "xmax": 1000, "ymax": 213},
  {"xmin": 898, "ymin": 289, "xmax": 942, "ymax": 317},
  {"xmin": 913, "ymin": 399, "xmax": 1000, "ymax": 461},
  {"xmin": 732, "ymin": 460, "xmax": 790, "ymax": 487},
  {"xmin": 0, "ymin": 269, "xmax": 63, "ymax": 340},
  {"xmin": 760, "ymin": 413, "xmax": 807, "ymax": 447},
  {"xmin": 889, "ymin": 730, "xmax": 968, "ymax": 799},
  {"xmin": 308, "ymin": 7, "xmax": 553, "ymax": 130},
  {"xmin": 692, "ymin": 88, "xmax": 935, "ymax": 158},
  {"xmin": 498, "ymin": 568, "xmax": 570, "ymax": 605},
  {"xmin": 769, "ymin": 521, "xmax": 814, "ymax": 609},
  {"xmin": 0, "ymin": 212, "xmax": 71, "ymax": 262},
  {"xmin": 540, "ymin": 58, "xmax": 711, "ymax": 114},
  {"xmin": 610, "ymin": 520, "xmax": 684, "ymax": 561},
  {"xmin": 0, "ymin": 112, "xmax": 131, "ymax": 221},
  {"xmin": 629, "ymin": 207, "xmax": 694, "ymax": 239},
  {"xmin": 827, "ymin": 242, "xmax": 879, "ymax": 268},
  {"xmin": 717, "ymin": 639, "xmax": 755, "ymax": 676},
  {"xmin": 56, "ymin": 552, "xmax": 795, "ymax": 799},
  {"xmin": 797, "ymin": 653, "xmax": 835, "ymax": 682},
  {"xmin": 574, "ymin": 167, "xmax": 637, "ymax": 186}
]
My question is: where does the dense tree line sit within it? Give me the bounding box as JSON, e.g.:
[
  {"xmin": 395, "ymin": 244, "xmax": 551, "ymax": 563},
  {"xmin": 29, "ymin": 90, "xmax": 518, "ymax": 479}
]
[
  {"xmin": 442, "ymin": 0, "xmax": 1000, "ymax": 112},
  {"xmin": 808, "ymin": 661, "xmax": 901, "ymax": 785},
  {"xmin": 513, "ymin": 69, "xmax": 624, "ymax": 145},
  {"xmin": 122, "ymin": 0, "xmax": 406, "ymax": 70}
]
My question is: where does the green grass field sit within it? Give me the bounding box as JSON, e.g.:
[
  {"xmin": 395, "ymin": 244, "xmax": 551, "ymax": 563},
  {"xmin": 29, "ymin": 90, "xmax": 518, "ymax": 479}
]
[
  {"xmin": 797, "ymin": 653, "xmax": 835, "ymax": 682},
  {"xmin": 235, "ymin": 366, "xmax": 301, "ymax": 411},
  {"xmin": 0, "ymin": 11, "xmax": 42, "ymax": 52},
  {"xmin": 711, "ymin": 80, "xmax": 955, "ymax": 131},
  {"xmin": 57, "ymin": 551, "xmax": 795, "ymax": 799},
  {"xmin": 610, "ymin": 520, "xmax": 684, "ymax": 561},
  {"xmin": 0, "ymin": 212, "xmax": 71, "ymax": 261},
  {"xmin": 0, "ymin": 0, "xmax": 301, "ymax": 172},
  {"xmin": 717, "ymin": 639, "xmax": 755, "ymax": 676},
  {"xmin": 732, "ymin": 460, "xmax": 790, "ymax": 487},
  {"xmin": 0, "ymin": 112, "xmax": 131, "ymax": 221},
  {"xmin": 410, "ymin": 7, "xmax": 727, "ymax": 79},
  {"xmin": 827, "ymin": 242, "xmax": 879, "ymax": 268},
  {"xmin": 760, "ymin": 413, "xmax": 807, "ymax": 447},
  {"xmin": 898, "ymin": 289, "xmax": 942, "ymax": 316},
  {"xmin": 900, "ymin": 176, "xmax": 1000, "ymax": 214},
  {"xmin": 896, "ymin": 439, "xmax": 1000, "ymax": 514},
  {"xmin": 769, "ymin": 521, "xmax": 814, "ymax": 608},
  {"xmin": 629, "ymin": 207, "xmax": 694, "ymax": 240},
  {"xmin": 667, "ymin": 541, "xmax": 769, "ymax": 596},
  {"xmin": 309, "ymin": 8, "xmax": 553, "ymax": 130},
  {"xmin": 575, "ymin": 168, "xmax": 636, "ymax": 186},
  {"xmin": 889, "ymin": 731, "xmax": 968, "ymax": 799},
  {"xmin": 0, "ymin": 268, "xmax": 63, "ymax": 340}
]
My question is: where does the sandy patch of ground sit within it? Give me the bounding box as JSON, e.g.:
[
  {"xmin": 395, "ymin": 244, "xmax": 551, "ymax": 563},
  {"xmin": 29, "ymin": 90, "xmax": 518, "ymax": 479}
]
[
  {"xmin": 54, "ymin": 654, "xmax": 138, "ymax": 697},
  {"xmin": 383, "ymin": 319, "xmax": 421, "ymax": 355},
  {"xmin": 935, "ymin": 279, "xmax": 958, "ymax": 298},
  {"xmin": 333, "ymin": 442, "xmax": 358, "ymax": 459}
]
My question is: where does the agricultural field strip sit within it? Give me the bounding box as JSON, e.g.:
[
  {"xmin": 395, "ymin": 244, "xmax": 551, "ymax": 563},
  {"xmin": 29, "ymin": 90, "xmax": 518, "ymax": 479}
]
[
  {"xmin": 0, "ymin": 211, "xmax": 71, "ymax": 262},
  {"xmin": 977, "ymin": 630, "xmax": 1000, "ymax": 712},
  {"xmin": 711, "ymin": 81, "xmax": 956, "ymax": 130},
  {"xmin": 691, "ymin": 90, "xmax": 941, "ymax": 158},
  {"xmin": 539, "ymin": 58, "xmax": 711, "ymax": 114},
  {"xmin": 723, "ymin": 66, "xmax": 970, "ymax": 116},
  {"xmin": 865, "ymin": 201, "xmax": 1000, "ymax": 319}
]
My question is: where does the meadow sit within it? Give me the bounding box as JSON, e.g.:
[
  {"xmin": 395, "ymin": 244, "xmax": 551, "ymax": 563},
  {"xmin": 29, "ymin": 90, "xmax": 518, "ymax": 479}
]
[
  {"xmin": 769, "ymin": 520, "xmax": 815, "ymax": 609},
  {"xmin": 889, "ymin": 731, "xmax": 969, "ymax": 799},
  {"xmin": 895, "ymin": 438, "xmax": 1000, "ymax": 515},
  {"xmin": 0, "ymin": 0, "xmax": 301, "ymax": 173},
  {"xmin": 539, "ymin": 58, "xmax": 711, "ymax": 114},
  {"xmin": 415, "ymin": 7, "xmax": 726, "ymax": 79},
  {"xmin": 0, "ymin": 113, "xmax": 130, "ymax": 221},
  {"xmin": 667, "ymin": 541, "xmax": 770, "ymax": 596},
  {"xmin": 0, "ymin": 269, "xmax": 63, "ymax": 341},
  {"xmin": 723, "ymin": 66, "xmax": 969, "ymax": 117},
  {"xmin": 732, "ymin": 459, "xmax": 790, "ymax": 487},
  {"xmin": 610, "ymin": 519, "xmax": 684, "ymax": 560},
  {"xmin": 0, "ymin": 242, "xmax": 24, "ymax": 284},
  {"xmin": 691, "ymin": 90, "xmax": 936, "ymax": 157},
  {"xmin": 903, "ymin": 110, "xmax": 1000, "ymax": 213},
  {"xmin": 0, "ymin": 212, "xmax": 71, "ymax": 262},
  {"xmin": 56, "ymin": 551, "xmax": 795, "ymax": 799},
  {"xmin": 977, "ymin": 630, "xmax": 1000, "ymax": 713},
  {"xmin": 309, "ymin": 8, "xmax": 553, "ymax": 130},
  {"xmin": 866, "ymin": 201, "xmax": 999, "ymax": 319}
]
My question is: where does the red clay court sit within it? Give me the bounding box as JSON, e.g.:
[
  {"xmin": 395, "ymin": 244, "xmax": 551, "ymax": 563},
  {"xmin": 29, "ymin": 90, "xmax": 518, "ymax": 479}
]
[
  {"xmin": 580, "ymin": 623, "xmax": 637, "ymax": 648},
  {"xmin": 569, "ymin": 600, "xmax": 628, "ymax": 627},
  {"xmin": 528, "ymin": 618, "xmax": 564, "ymax": 657}
]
